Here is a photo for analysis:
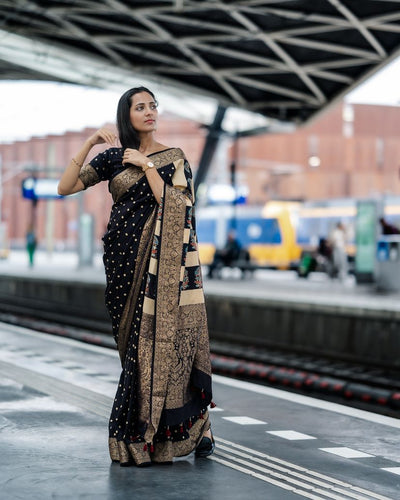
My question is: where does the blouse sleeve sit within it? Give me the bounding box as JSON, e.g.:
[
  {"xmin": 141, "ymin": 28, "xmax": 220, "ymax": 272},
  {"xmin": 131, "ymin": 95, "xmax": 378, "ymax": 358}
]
[{"xmin": 78, "ymin": 149, "xmax": 111, "ymax": 189}]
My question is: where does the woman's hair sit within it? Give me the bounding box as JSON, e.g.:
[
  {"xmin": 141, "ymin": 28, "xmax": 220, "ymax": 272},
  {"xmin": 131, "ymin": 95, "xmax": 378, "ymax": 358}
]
[{"xmin": 116, "ymin": 86, "xmax": 157, "ymax": 149}]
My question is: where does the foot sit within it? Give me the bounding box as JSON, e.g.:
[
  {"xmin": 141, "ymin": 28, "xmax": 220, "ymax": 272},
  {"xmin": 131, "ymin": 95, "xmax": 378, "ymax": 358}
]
[
  {"xmin": 195, "ymin": 428, "xmax": 215, "ymax": 458},
  {"xmin": 202, "ymin": 428, "xmax": 212, "ymax": 440}
]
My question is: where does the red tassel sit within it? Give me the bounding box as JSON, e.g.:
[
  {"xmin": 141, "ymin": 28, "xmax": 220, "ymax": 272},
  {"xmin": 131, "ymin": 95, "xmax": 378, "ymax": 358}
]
[
  {"xmin": 143, "ymin": 443, "xmax": 148, "ymax": 452},
  {"xmin": 199, "ymin": 412, "xmax": 204, "ymax": 420},
  {"xmin": 201, "ymin": 390, "xmax": 205, "ymax": 400},
  {"xmin": 150, "ymin": 444, "xmax": 154, "ymax": 453},
  {"xmin": 180, "ymin": 424, "xmax": 184, "ymax": 433},
  {"xmin": 188, "ymin": 419, "xmax": 192, "ymax": 429},
  {"xmin": 210, "ymin": 401, "xmax": 217, "ymax": 408},
  {"xmin": 166, "ymin": 427, "xmax": 171, "ymax": 437}
]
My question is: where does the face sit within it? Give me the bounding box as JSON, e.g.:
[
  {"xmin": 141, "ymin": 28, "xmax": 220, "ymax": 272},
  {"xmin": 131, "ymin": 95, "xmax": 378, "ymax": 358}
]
[{"xmin": 129, "ymin": 91, "xmax": 158, "ymax": 133}]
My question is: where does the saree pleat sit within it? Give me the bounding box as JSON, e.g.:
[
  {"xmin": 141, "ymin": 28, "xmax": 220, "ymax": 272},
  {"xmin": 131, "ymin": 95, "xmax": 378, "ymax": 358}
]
[{"xmin": 82, "ymin": 148, "xmax": 212, "ymax": 466}]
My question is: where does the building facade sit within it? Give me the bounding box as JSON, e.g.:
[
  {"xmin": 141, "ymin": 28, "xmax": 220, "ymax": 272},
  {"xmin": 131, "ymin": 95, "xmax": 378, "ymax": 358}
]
[
  {"xmin": 0, "ymin": 115, "xmax": 205, "ymax": 250},
  {"xmin": 1, "ymin": 102, "xmax": 400, "ymax": 248},
  {"xmin": 235, "ymin": 103, "xmax": 400, "ymax": 204}
]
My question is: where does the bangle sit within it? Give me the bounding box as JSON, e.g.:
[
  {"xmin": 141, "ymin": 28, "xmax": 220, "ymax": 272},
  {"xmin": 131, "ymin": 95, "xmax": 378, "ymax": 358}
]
[{"xmin": 71, "ymin": 158, "xmax": 82, "ymax": 168}]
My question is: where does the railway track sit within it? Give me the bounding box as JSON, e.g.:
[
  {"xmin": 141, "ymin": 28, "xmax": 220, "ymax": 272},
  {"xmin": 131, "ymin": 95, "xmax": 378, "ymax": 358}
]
[{"xmin": 0, "ymin": 304, "xmax": 399, "ymax": 418}]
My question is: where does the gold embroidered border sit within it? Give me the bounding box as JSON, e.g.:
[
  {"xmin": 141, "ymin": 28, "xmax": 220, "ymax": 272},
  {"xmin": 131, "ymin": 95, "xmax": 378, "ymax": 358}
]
[
  {"xmin": 117, "ymin": 207, "xmax": 157, "ymax": 363},
  {"xmin": 78, "ymin": 164, "xmax": 99, "ymax": 189},
  {"xmin": 109, "ymin": 148, "xmax": 186, "ymax": 202},
  {"xmin": 177, "ymin": 303, "xmax": 212, "ymax": 379},
  {"xmin": 137, "ymin": 312, "xmax": 154, "ymax": 425},
  {"xmin": 110, "ymin": 166, "xmax": 145, "ymax": 202},
  {"xmin": 152, "ymin": 412, "xmax": 209, "ymax": 463},
  {"xmin": 108, "ymin": 413, "xmax": 210, "ymax": 465},
  {"xmin": 145, "ymin": 184, "xmax": 187, "ymax": 443}
]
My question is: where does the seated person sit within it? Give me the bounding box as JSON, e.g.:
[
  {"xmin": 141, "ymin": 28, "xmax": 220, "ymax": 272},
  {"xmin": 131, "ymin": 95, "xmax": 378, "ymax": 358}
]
[
  {"xmin": 208, "ymin": 231, "xmax": 241, "ymax": 278},
  {"xmin": 379, "ymin": 217, "xmax": 400, "ymax": 235}
]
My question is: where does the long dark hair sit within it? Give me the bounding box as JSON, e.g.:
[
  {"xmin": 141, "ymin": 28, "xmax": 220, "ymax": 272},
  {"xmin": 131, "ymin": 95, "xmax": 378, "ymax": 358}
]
[{"xmin": 116, "ymin": 86, "xmax": 158, "ymax": 149}]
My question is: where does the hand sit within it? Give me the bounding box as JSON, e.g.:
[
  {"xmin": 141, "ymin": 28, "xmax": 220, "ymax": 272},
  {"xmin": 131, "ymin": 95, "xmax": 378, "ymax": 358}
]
[
  {"xmin": 87, "ymin": 128, "xmax": 117, "ymax": 147},
  {"xmin": 122, "ymin": 148, "xmax": 148, "ymax": 169}
]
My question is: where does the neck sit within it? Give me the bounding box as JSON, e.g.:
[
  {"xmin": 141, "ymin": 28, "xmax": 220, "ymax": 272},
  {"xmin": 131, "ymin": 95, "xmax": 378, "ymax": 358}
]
[{"xmin": 138, "ymin": 133, "xmax": 156, "ymax": 154}]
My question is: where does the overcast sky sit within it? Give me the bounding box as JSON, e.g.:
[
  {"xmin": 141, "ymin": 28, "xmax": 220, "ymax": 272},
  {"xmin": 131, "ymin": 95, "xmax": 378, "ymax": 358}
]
[{"xmin": 1, "ymin": 56, "xmax": 400, "ymax": 143}]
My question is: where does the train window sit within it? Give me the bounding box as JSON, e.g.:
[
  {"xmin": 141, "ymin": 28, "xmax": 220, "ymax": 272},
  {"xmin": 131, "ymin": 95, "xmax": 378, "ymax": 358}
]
[
  {"xmin": 296, "ymin": 218, "xmax": 320, "ymax": 244},
  {"xmin": 196, "ymin": 218, "xmax": 216, "ymax": 243},
  {"xmin": 234, "ymin": 218, "xmax": 282, "ymax": 245},
  {"xmin": 297, "ymin": 216, "xmax": 355, "ymax": 245},
  {"xmin": 197, "ymin": 214, "xmax": 282, "ymax": 246},
  {"xmin": 247, "ymin": 223, "xmax": 262, "ymax": 239}
]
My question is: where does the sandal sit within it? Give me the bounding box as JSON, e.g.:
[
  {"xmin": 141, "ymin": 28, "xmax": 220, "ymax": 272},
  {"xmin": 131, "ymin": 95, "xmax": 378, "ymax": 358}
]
[{"xmin": 195, "ymin": 431, "xmax": 215, "ymax": 458}]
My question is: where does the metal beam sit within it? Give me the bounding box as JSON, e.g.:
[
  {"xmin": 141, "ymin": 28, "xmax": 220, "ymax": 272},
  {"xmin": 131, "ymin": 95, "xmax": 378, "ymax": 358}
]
[
  {"xmin": 327, "ymin": 0, "xmax": 386, "ymax": 57},
  {"xmin": 194, "ymin": 105, "xmax": 227, "ymax": 199},
  {"xmin": 2, "ymin": 0, "xmax": 400, "ymax": 127}
]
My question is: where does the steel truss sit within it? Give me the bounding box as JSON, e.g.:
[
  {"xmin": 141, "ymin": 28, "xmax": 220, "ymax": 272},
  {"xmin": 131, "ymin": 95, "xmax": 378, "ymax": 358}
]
[{"xmin": 2, "ymin": 1, "xmax": 400, "ymax": 124}]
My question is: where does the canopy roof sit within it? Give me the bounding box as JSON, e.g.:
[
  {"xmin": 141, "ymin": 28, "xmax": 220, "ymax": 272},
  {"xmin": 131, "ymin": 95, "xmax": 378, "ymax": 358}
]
[{"xmin": 1, "ymin": 0, "xmax": 400, "ymax": 124}]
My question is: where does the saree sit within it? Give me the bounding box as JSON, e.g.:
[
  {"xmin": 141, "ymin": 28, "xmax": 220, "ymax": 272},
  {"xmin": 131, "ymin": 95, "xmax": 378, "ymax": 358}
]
[{"xmin": 79, "ymin": 147, "xmax": 212, "ymax": 466}]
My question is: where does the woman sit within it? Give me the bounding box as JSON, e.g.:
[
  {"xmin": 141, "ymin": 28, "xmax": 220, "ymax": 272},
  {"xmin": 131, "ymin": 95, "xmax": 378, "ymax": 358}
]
[
  {"xmin": 58, "ymin": 86, "xmax": 214, "ymax": 466},
  {"xmin": 330, "ymin": 221, "xmax": 348, "ymax": 281}
]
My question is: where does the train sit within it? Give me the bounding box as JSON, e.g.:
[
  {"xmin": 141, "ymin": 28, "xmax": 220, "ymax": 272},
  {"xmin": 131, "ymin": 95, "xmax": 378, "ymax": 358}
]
[
  {"xmin": 196, "ymin": 197, "xmax": 400, "ymax": 269},
  {"xmin": 196, "ymin": 201, "xmax": 301, "ymax": 269}
]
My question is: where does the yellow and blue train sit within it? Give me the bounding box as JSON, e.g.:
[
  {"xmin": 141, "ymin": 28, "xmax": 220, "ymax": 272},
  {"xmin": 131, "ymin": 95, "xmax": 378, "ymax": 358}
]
[
  {"xmin": 196, "ymin": 201, "xmax": 302, "ymax": 269},
  {"xmin": 196, "ymin": 198, "xmax": 400, "ymax": 269}
]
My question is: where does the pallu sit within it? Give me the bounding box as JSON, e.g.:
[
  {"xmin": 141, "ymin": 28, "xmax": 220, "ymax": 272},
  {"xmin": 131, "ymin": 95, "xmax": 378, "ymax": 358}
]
[{"xmin": 79, "ymin": 147, "xmax": 212, "ymax": 466}]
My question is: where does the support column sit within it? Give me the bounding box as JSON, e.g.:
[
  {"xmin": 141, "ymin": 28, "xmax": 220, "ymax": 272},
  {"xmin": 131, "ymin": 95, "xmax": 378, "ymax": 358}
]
[{"xmin": 194, "ymin": 105, "xmax": 227, "ymax": 199}]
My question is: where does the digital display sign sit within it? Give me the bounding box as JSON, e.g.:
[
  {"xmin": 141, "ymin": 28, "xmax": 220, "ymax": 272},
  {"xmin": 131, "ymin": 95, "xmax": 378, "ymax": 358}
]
[
  {"xmin": 355, "ymin": 200, "xmax": 378, "ymax": 275},
  {"xmin": 22, "ymin": 177, "xmax": 63, "ymax": 200}
]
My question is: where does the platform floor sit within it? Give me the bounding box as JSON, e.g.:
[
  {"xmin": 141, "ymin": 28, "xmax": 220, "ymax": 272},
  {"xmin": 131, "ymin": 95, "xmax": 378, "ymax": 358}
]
[{"xmin": 1, "ymin": 322, "xmax": 399, "ymax": 499}]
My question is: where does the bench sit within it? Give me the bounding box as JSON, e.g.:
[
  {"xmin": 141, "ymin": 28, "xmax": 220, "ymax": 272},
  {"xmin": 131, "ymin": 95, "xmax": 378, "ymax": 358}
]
[{"xmin": 208, "ymin": 249, "xmax": 257, "ymax": 279}]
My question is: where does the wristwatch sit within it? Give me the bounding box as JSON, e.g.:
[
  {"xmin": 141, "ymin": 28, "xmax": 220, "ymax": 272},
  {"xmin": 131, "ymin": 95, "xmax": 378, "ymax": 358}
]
[{"xmin": 143, "ymin": 161, "xmax": 154, "ymax": 172}]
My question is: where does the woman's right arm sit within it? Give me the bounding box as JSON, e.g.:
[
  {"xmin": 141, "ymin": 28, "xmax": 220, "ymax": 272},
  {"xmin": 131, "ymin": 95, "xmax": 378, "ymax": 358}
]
[{"xmin": 57, "ymin": 128, "xmax": 117, "ymax": 196}]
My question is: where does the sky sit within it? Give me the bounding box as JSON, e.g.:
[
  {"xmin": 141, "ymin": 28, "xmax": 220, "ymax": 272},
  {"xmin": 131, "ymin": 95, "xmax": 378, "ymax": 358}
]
[
  {"xmin": 2, "ymin": 55, "xmax": 400, "ymax": 143},
  {"xmin": 0, "ymin": 83, "xmax": 121, "ymax": 142}
]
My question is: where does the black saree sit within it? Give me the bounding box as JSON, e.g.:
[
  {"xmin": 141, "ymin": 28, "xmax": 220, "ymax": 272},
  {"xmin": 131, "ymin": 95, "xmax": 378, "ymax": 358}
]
[{"xmin": 79, "ymin": 147, "xmax": 212, "ymax": 466}]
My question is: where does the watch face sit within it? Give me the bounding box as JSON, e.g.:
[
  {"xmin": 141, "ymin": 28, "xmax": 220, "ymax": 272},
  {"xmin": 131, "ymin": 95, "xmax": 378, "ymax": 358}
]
[{"xmin": 147, "ymin": 161, "xmax": 154, "ymax": 168}]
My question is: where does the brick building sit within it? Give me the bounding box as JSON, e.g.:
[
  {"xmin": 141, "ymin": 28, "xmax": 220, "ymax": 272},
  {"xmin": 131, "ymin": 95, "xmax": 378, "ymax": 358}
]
[
  {"xmin": 234, "ymin": 103, "xmax": 400, "ymax": 204},
  {"xmin": 0, "ymin": 114, "xmax": 205, "ymax": 249},
  {"xmin": 1, "ymin": 102, "xmax": 400, "ymax": 248}
]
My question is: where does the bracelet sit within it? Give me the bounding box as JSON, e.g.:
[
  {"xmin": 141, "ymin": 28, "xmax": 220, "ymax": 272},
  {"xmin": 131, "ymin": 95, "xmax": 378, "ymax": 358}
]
[{"xmin": 71, "ymin": 158, "xmax": 82, "ymax": 168}]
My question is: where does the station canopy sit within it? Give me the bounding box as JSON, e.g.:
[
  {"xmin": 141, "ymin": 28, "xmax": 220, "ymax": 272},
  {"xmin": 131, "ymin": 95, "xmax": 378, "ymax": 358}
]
[{"xmin": 2, "ymin": 0, "xmax": 400, "ymax": 127}]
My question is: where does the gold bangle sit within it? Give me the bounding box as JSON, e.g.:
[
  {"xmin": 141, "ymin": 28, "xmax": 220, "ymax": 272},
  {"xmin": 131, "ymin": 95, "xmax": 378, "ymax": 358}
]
[{"xmin": 71, "ymin": 158, "xmax": 82, "ymax": 168}]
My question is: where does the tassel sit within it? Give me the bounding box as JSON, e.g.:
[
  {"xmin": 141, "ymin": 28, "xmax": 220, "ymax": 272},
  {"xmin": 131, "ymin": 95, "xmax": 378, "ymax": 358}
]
[
  {"xmin": 199, "ymin": 412, "xmax": 204, "ymax": 420},
  {"xmin": 210, "ymin": 401, "xmax": 217, "ymax": 408},
  {"xmin": 180, "ymin": 423, "xmax": 184, "ymax": 433},
  {"xmin": 143, "ymin": 443, "xmax": 148, "ymax": 452},
  {"xmin": 166, "ymin": 427, "xmax": 171, "ymax": 437},
  {"xmin": 201, "ymin": 390, "xmax": 206, "ymax": 400},
  {"xmin": 150, "ymin": 443, "xmax": 154, "ymax": 453},
  {"xmin": 188, "ymin": 419, "xmax": 192, "ymax": 429}
]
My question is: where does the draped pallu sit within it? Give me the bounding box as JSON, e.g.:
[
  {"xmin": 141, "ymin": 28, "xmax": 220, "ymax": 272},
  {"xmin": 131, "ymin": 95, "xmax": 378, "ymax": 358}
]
[{"xmin": 79, "ymin": 147, "xmax": 212, "ymax": 465}]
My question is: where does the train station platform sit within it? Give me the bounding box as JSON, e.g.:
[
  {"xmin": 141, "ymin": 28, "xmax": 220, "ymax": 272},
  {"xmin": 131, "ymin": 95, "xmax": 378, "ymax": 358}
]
[
  {"xmin": 1, "ymin": 321, "xmax": 399, "ymax": 499},
  {"xmin": 0, "ymin": 249, "xmax": 399, "ymax": 311},
  {"xmin": 1, "ymin": 250, "xmax": 400, "ymax": 371}
]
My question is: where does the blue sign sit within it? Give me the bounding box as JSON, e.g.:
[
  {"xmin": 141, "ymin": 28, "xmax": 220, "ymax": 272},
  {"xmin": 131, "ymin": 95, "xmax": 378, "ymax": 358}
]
[
  {"xmin": 22, "ymin": 177, "xmax": 63, "ymax": 200},
  {"xmin": 377, "ymin": 240, "xmax": 389, "ymax": 261}
]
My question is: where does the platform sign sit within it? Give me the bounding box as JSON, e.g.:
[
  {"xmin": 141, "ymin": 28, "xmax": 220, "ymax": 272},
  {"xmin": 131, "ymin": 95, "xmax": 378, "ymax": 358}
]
[
  {"xmin": 355, "ymin": 200, "xmax": 379, "ymax": 281},
  {"xmin": 22, "ymin": 177, "xmax": 63, "ymax": 200}
]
